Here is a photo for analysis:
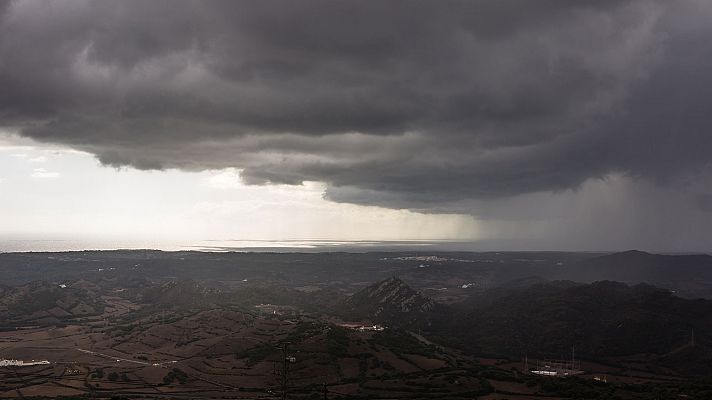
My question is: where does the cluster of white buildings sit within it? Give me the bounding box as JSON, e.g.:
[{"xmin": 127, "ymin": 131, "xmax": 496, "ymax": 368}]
[
  {"xmin": 358, "ymin": 324, "xmax": 385, "ymax": 332},
  {"xmin": 337, "ymin": 323, "xmax": 386, "ymax": 332},
  {"xmin": 0, "ymin": 359, "xmax": 51, "ymax": 367}
]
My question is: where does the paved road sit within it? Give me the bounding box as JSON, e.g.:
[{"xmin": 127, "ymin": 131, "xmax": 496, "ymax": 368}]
[{"xmin": 77, "ymin": 349, "xmax": 177, "ymax": 367}]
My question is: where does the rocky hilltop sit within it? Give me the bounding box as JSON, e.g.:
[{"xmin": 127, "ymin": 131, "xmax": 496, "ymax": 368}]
[{"xmin": 342, "ymin": 276, "xmax": 441, "ymax": 326}]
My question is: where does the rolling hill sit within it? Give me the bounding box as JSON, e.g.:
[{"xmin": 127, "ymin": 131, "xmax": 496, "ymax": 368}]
[
  {"xmin": 0, "ymin": 281, "xmax": 105, "ymax": 327},
  {"xmin": 448, "ymin": 280, "xmax": 712, "ymax": 374},
  {"xmin": 560, "ymin": 250, "xmax": 712, "ymax": 298}
]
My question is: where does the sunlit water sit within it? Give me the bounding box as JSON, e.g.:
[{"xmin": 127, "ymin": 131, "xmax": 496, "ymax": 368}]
[{"xmin": 0, "ymin": 238, "xmax": 469, "ymax": 253}]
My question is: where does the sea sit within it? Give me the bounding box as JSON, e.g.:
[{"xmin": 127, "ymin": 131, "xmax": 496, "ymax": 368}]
[{"xmin": 0, "ymin": 238, "xmax": 475, "ymax": 253}]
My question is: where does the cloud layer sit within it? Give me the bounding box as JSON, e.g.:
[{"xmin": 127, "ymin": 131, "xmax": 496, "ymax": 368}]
[{"xmin": 2, "ymin": 0, "xmax": 712, "ymax": 212}]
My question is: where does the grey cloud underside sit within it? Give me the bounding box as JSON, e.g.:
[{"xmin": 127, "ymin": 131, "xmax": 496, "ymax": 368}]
[{"xmin": 2, "ymin": 0, "xmax": 712, "ymax": 211}]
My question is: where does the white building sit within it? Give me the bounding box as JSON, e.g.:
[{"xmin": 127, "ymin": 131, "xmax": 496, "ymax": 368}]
[{"xmin": 0, "ymin": 359, "xmax": 51, "ymax": 367}]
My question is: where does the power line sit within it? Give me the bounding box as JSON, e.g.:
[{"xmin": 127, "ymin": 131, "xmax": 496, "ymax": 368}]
[{"xmin": 274, "ymin": 342, "xmax": 294, "ymax": 400}]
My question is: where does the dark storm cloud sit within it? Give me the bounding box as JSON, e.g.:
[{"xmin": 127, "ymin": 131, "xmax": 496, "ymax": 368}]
[{"xmin": 2, "ymin": 0, "xmax": 712, "ymax": 210}]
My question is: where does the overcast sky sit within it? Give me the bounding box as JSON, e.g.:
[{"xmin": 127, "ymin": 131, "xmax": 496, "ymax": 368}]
[{"xmin": 2, "ymin": 0, "xmax": 712, "ymax": 251}]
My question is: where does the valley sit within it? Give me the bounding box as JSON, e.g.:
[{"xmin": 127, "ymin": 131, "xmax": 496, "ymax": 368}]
[{"xmin": 1, "ymin": 250, "xmax": 712, "ymax": 399}]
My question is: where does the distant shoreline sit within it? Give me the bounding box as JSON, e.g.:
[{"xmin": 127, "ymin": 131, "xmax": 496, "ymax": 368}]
[{"xmin": 1, "ymin": 238, "xmax": 709, "ymax": 254}]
